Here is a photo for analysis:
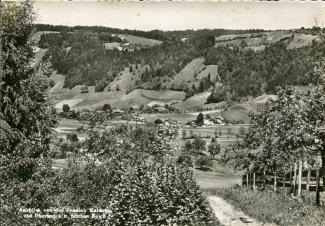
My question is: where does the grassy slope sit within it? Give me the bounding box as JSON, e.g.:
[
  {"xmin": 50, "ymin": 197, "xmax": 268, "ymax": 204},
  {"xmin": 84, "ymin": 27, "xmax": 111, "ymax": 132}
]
[
  {"xmin": 49, "ymin": 72, "xmax": 65, "ymax": 93},
  {"xmin": 219, "ymin": 94, "xmax": 277, "ymax": 123},
  {"xmin": 173, "ymin": 58, "xmax": 205, "ymax": 85},
  {"xmin": 214, "ymin": 31, "xmax": 319, "ymax": 50},
  {"xmin": 117, "ymin": 34, "xmax": 163, "ymax": 46},
  {"xmin": 74, "ymin": 91, "xmax": 125, "ymax": 109},
  {"xmin": 197, "ymin": 65, "xmax": 219, "ymax": 81},
  {"xmin": 163, "ymin": 58, "xmax": 219, "ymax": 91},
  {"xmin": 287, "ymin": 33, "xmax": 320, "ymax": 49},
  {"xmin": 108, "ymin": 64, "xmax": 148, "ymax": 91},
  {"xmin": 175, "ymin": 91, "xmax": 211, "ymax": 111},
  {"xmin": 113, "ymin": 89, "xmax": 185, "ymax": 109}
]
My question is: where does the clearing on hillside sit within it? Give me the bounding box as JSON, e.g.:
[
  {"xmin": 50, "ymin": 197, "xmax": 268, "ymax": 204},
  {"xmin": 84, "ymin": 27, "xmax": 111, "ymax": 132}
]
[
  {"xmin": 109, "ymin": 64, "xmax": 148, "ymax": 91},
  {"xmin": 163, "ymin": 58, "xmax": 219, "ymax": 90},
  {"xmin": 49, "ymin": 72, "xmax": 65, "ymax": 93},
  {"xmin": 218, "ymin": 94, "xmax": 277, "ymax": 123},
  {"xmin": 174, "ymin": 91, "xmax": 211, "ymax": 111},
  {"xmin": 172, "ymin": 58, "xmax": 205, "ymax": 85},
  {"xmin": 117, "ymin": 34, "xmax": 163, "ymax": 46},
  {"xmin": 214, "ymin": 31, "xmax": 319, "ymax": 51},
  {"xmin": 111, "ymin": 89, "xmax": 185, "ymax": 109}
]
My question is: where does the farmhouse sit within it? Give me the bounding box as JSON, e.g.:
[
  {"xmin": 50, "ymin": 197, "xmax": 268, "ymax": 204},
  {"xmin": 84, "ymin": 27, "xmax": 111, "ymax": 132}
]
[
  {"xmin": 103, "ymin": 42, "xmax": 121, "ymax": 50},
  {"xmin": 214, "ymin": 115, "xmax": 225, "ymax": 124}
]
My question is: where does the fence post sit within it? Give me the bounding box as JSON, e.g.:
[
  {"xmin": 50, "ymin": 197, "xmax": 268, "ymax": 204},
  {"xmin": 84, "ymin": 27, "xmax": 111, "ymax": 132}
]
[
  {"xmin": 293, "ymin": 163, "xmax": 297, "ymax": 193},
  {"xmin": 283, "ymin": 174, "xmax": 286, "ymax": 191},
  {"xmin": 316, "ymin": 168, "xmax": 320, "ymax": 206},
  {"xmin": 273, "ymin": 173, "xmax": 277, "ymax": 193},
  {"xmin": 289, "ymin": 167, "xmax": 292, "ymax": 188},
  {"xmin": 253, "ymin": 172, "xmax": 256, "ymax": 191},
  {"xmin": 306, "ymin": 166, "xmax": 311, "ymax": 194},
  {"xmin": 297, "ymin": 160, "xmax": 302, "ymax": 197}
]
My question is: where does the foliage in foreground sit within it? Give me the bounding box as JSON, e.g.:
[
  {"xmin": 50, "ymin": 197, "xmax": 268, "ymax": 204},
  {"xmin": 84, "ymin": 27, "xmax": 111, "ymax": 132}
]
[
  {"xmin": 213, "ymin": 187, "xmax": 325, "ymax": 226},
  {"xmin": 55, "ymin": 157, "xmax": 218, "ymax": 225},
  {"xmin": 1, "ymin": 154, "xmax": 218, "ymax": 226}
]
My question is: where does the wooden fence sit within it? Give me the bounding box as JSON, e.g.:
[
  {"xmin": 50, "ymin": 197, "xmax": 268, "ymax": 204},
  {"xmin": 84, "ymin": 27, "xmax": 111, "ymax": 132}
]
[
  {"xmin": 242, "ymin": 166, "xmax": 325, "ymax": 205},
  {"xmin": 243, "ymin": 170, "xmax": 323, "ymax": 191}
]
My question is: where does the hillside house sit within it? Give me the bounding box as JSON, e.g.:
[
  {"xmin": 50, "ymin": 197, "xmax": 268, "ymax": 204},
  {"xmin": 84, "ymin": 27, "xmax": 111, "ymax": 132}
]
[
  {"xmin": 104, "ymin": 42, "xmax": 121, "ymax": 50},
  {"xmin": 214, "ymin": 115, "xmax": 225, "ymax": 124}
]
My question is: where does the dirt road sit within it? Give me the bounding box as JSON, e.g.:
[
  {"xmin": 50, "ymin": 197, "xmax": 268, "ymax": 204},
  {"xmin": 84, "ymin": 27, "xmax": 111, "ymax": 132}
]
[
  {"xmin": 194, "ymin": 164, "xmax": 275, "ymax": 226},
  {"xmin": 207, "ymin": 196, "xmax": 276, "ymax": 226}
]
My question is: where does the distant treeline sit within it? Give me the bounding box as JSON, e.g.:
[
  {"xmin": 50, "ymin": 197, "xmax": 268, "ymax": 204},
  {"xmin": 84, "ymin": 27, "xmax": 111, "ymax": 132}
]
[
  {"xmin": 36, "ymin": 24, "xmax": 169, "ymax": 41},
  {"xmin": 36, "ymin": 24, "xmax": 268, "ymax": 42}
]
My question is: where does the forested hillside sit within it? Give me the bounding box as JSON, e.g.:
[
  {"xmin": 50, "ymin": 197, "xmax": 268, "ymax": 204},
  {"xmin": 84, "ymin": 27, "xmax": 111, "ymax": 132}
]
[
  {"xmin": 206, "ymin": 39, "xmax": 325, "ymax": 103},
  {"xmin": 37, "ymin": 24, "xmax": 324, "ymax": 103},
  {"xmin": 40, "ymin": 30, "xmax": 212, "ymax": 89}
]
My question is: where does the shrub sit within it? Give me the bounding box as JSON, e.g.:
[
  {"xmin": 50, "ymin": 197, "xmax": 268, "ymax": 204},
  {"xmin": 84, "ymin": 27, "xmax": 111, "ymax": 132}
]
[
  {"xmin": 62, "ymin": 104, "xmax": 70, "ymax": 112},
  {"xmin": 176, "ymin": 155, "xmax": 193, "ymax": 167},
  {"xmin": 49, "ymin": 80, "xmax": 55, "ymax": 88},
  {"xmin": 49, "ymin": 145, "xmax": 67, "ymax": 159},
  {"xmin": 95, "ymin": 80, "xmax": 107, "ymax": 92},
  {"xmin": 154, "ymin": 118, "xmax": 164, "ymax": 125},
  {"xmin": 81, "ymin": 85, "xmax": 89, "ymax": 93},
  {"xmin": 76, "ymin": 125, "xmax": 84, "ymax": 132},
  {"xmin": 60, "ymin": 142, "xmax": 77, "ymax": 154},
  {"xmin": 195, "ymin": 113, "xmax": 204, "ymax": 126},
  {"xmin": 66, "ymin": 133, "xmax": 79, "ymax": 143},
  {"xmin": 195, "ymin": 156, "xmax": 213, "ymax": 170},
  {"xmin": 55, "ymin": 157, "xmax": 218, "ymax": 225}
]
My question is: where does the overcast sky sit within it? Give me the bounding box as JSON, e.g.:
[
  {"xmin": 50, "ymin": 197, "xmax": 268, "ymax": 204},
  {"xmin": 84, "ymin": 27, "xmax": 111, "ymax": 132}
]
[{"xmin": 33, "ymin": 1, "xmax": 325, "ymax": 31}]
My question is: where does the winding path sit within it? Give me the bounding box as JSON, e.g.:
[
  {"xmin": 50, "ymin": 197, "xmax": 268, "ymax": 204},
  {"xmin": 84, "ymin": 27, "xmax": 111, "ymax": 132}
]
[
  {"xmin": 193, "ymin": 163, "xmax": 276, "ymax": 226},
  {"xmin": 207, "ymin": 196, "xmax": 276, "ymax": 226}
]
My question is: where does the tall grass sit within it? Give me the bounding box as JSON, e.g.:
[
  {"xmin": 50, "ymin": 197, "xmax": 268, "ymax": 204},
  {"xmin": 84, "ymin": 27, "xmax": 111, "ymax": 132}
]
[{"xmin": 209, "ymin": 186, "xmax": 325, "ymax": 226}]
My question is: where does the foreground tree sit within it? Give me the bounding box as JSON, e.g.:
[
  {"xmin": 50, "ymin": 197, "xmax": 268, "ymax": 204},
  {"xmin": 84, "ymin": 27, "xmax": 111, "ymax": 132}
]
[
  {"xmin": 222, "ymin": 85, "xmax": 325, "ymax": 200},
  {"xmin": 0, "ymin": 1, "xmax": 57, "ymax": 223},
  {"xmin": 1, "ymin": 0, "xmax": 57, "ymax": 179}
]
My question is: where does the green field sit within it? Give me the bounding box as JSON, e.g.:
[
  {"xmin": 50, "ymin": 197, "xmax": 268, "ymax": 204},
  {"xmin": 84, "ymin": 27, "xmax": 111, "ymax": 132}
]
[{"xmin": 117, "ymin": 34, "xmax": 163, "ymax": 46}]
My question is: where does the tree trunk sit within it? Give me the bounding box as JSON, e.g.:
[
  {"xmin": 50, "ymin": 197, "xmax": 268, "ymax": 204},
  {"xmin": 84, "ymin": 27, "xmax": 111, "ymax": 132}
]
[
  {"xmin": 253, "ymin": 172, "xmax": 256, "ymax": 191},
  {"xmin": 316, "ymin": 168, "xmax": 320, "ymax": 206},
  {"xmin": 297, "ymin": 160, "xmax": 303, "ymax": 197},
  {"xmin": 274, "ymin": 174, "xmax": 277, "ymax": 193},
  {"xmin": 306, "ymin": 166, "xmax": 311, "ymax": 194},
  {"xmin": 246, "ymin": 173, "xmax": 249, "ymax": 187}
]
